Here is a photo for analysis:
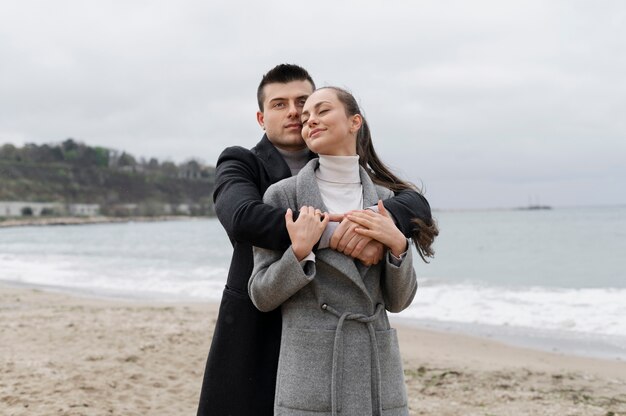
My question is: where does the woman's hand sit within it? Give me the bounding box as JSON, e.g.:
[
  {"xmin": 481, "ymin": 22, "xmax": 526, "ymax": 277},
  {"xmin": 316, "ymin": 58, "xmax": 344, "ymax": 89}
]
[
  {"xmin": 286, "ymin": 206, "xmax": 330, "ymax": 261},
  {"xmin": 347, "ymin": 200, "xmax": 407, "ymax": 258}
]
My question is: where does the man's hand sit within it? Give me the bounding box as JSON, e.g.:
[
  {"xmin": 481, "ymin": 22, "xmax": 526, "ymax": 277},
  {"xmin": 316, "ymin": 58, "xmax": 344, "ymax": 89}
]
[
  {"xmin": 329, "ymin": 215, "xmax": 383, "ymax": 264},
  {"xmin": 330, "ymin": 217, "xmax": 367, "ymax": 253},
  {"xmin": 286, "ymin": 206, "xmax": 329, "ymax": 261},
  {"xmin": 348, "ymin": 200, "xmax": 407, "ymax": 257},
  {"xmin": 354, "ymin": 239, "xmax": 384, "ymax": 266}
]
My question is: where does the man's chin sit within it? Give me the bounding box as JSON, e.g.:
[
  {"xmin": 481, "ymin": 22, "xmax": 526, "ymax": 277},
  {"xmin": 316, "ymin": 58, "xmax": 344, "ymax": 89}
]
[{"xmin": 285, "ymin": 135, "xmax": 306, "ymax": 147}]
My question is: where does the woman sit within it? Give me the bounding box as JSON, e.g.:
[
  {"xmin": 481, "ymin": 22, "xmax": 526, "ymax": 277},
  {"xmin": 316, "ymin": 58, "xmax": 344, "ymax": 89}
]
[{"xmin": 249, "ymin": 87, "xmax": 432, "ymax": 416}]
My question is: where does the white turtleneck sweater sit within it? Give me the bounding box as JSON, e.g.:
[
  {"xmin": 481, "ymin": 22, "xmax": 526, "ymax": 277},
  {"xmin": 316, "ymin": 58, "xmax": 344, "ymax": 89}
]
[{"xmin": 316, "ymin": 155, "xmax": 363, "ymax": 213}]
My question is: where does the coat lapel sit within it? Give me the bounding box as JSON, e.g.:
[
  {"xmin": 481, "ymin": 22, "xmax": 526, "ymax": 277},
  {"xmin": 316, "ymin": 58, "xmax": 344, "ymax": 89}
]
[
  {"xmin": 253, "ymin": 135, "xmax": 295, "ymax": 183},
  {"xmin": 359, "ymin": 167, "xmax": 382, "ymax": 209}
]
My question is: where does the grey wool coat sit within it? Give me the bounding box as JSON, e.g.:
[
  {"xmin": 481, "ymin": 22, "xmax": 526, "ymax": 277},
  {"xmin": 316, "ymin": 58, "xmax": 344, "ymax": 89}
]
[{"xmin": 249, "ymin": 159, "xmax": 418, "ymax": 416}]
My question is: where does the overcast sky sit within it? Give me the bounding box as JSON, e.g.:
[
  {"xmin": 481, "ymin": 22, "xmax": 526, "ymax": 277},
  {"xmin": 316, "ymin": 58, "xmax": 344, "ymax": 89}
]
[{"xmin": 1, "ymin": 0, "xmax": 624, "ymax": 209}]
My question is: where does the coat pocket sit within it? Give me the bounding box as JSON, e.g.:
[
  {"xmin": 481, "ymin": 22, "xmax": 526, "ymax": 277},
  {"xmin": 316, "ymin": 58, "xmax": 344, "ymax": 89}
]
[
  {"xmin": 376, "ymin": 328, "xmax": 408, "ymax": 410},
  {"xmin": 277, "ymin": 328, "xmax": 340, "ymax": 412}
]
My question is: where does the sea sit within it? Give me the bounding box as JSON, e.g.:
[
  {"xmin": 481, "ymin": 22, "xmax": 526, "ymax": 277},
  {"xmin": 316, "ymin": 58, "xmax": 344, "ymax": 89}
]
[{"xmin": 1, "ymin": 206, "xmax": 625, "ymax": 360}]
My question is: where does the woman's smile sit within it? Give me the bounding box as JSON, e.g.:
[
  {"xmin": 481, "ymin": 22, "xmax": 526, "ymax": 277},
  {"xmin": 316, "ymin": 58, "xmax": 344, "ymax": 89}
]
[{"xmin": 308, "ymin": 127, "xmax": 325, "ymax": 138}]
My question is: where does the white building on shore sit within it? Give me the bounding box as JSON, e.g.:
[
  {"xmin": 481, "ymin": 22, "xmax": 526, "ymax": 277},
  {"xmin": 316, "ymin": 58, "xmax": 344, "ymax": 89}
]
[{"xmin": 0, "ymin": 201, "xmax": 101, "ymax": 217}]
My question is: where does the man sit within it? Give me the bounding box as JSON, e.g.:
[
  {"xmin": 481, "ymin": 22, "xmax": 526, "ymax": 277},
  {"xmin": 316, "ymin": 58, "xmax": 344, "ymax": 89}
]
[{"xmin": 197, "ymin": 64, "xmax": 432, "ymax": 415}]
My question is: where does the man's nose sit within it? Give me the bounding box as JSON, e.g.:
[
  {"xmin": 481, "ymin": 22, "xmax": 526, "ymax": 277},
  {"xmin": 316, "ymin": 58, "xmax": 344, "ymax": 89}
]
[{"xmin": 287, "ymin": 101, "xmax": 299, "ymax": 117}]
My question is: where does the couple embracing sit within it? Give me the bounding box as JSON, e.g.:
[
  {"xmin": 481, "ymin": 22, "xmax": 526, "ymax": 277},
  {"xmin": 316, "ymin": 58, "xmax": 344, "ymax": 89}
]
[{"xmin": 197, "ymin": 64, "xmax": 437, "ymax": 416}]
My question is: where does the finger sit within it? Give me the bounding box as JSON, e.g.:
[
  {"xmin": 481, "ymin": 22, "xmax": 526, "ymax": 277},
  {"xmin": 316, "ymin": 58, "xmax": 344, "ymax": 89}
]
[
  {"xmin": 345, "ymin": 234, "xmax": 369, "ymax": 257},
  {"xmin": 320, "ymin": 211, "xmax": 330, "ymax": 228},
  {"xmin": 350, "ymin": 236, "xmax": 371, "ymax": 258},
  {"xmin": 327, "ymin": 213, "xmax": 344, "ymax": 222},
  {"xmin": 330, "ymin": 219, "xmax": 349, "ymax": 249},
  {"xmin": 354, "ymin": 227, "xmax": 375, "ymax": 239},
  {"xmin": 347, "ymin": 214, "xmax": 374, "ymax": 229},
  {"xmin": 348, "ymin": 210, "xmax": 377, "ymax": 221},
  {"xmin": 336, "ymin": 221, "xmax": 357, "ymax": 251},
  {"xmin": 378, "ymin": 200, "xmax": 389, "ymax": 217},
  {"xmin": 314, "ymin": 208, "xmax": 322, "ymax": 218},
  {"xmin": 285, "ymin": 208, "xmax": 293, "ymax": 224},
  {"xmin": 341, "ymin": 234, "xmax": 360, "ymax": 255}
]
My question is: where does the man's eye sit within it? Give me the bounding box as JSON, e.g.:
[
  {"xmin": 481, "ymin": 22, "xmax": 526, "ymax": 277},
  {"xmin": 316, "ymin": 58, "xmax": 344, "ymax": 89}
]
[{"xmin": 273, "ymin": 103, "xmax": 285, "ymax": 108}]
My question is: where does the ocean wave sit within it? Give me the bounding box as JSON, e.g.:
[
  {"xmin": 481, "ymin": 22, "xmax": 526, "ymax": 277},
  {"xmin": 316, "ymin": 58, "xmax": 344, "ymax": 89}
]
[{"xmin": 401, "ymin": 282, "xmax": 626, "ymax": 337}]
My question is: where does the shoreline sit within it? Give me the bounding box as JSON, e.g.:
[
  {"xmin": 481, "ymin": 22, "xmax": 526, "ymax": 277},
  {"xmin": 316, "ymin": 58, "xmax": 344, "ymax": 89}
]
[
  {"xmin": 2, "ymin": 284, "xmax": 625, "ymax": 415},
  {"xmin": 393, "ymin": 317, "xmax": 626, "ymax": 362},
  {"xmin": 0, "ymin": 215, "xmax": 209, "ymax": 228},
  {"xmin": 4, "ymin": 278, "xmax": 625, "ymax": 362}
]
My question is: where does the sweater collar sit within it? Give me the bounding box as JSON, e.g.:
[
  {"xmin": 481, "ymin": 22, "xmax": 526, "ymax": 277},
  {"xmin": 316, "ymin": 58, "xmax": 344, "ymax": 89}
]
[
  {"xmin": 316, "ymin": 155, "xmax": 361, "ymax": 184},
  {"xmin": 276, "ymin": 146, "xmax": 311, "ymax": 175}
]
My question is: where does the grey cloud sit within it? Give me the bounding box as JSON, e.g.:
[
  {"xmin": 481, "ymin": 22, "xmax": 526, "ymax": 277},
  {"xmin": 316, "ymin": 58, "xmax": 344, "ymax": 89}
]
[{"xmin": 1, "ymin": 0, "xmax": 624, "ymax": 208}]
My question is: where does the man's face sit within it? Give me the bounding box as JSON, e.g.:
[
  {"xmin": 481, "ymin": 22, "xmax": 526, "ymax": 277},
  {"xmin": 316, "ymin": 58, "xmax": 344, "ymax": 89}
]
[{"xmin": 256, "ymin": 80, "xmax": 314, "ymax": 151}]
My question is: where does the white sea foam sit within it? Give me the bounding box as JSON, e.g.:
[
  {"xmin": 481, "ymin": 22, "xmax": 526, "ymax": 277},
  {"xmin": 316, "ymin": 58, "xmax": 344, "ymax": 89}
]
[
  {"xmin": 400, "ymin": 280, "xmax": 626, "ymax": 337},
  {"xmin": 0, "ymin": 253, "xmax": 227, "ymax": 301},
  {"xmin": 3, "ymin": 251, "xmax": 624, "ymax": 339}
]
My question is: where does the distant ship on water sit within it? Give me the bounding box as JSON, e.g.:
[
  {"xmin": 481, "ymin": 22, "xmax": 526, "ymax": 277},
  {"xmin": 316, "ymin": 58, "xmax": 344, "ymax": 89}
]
[
  {"xmin": 516, "ymin": 196, "xmax": 552, "ymax": 210},
  {"xmin": 517, "ymin": 204, "xmax": 552, "ymax": 210}
]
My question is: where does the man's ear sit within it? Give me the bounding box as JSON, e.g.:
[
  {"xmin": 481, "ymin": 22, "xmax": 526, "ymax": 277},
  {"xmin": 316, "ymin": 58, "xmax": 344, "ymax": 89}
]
[
  {"xmin": 350, "ymin": 114, "xmax": 362, "ymax": 133},
  {"xmin": 256, "ymin": 111, "xmax": 265, "ymax": 130}
]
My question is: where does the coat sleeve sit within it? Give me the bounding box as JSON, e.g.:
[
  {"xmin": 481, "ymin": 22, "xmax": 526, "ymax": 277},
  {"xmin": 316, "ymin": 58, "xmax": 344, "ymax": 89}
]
[
  {"xmin": 381, "ymin": 242, "xmax": 418, "ymax": 313},
  {"xmin": 212, "ymin": 146, "xmax": 292, "ymax": 251},
  {"xmin": 248, "ymin": 182, "xmax": 317, "ymax": 312},
  {"xmin": 382, "ymin": 189, "xmax": 432, "ymax": 238}
]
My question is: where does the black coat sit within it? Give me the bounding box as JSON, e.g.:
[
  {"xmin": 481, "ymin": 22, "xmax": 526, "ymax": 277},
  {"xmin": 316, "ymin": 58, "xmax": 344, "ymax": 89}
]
[{"xmin": 197, "ymin": 135, "xmax": 431, "ymax": 416}]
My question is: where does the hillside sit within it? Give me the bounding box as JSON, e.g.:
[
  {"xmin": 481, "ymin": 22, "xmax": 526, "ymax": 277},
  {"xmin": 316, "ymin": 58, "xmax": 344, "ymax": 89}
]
[{"xmin": 0, "ymin": 139, "xmax": 215, "ymax": 217}]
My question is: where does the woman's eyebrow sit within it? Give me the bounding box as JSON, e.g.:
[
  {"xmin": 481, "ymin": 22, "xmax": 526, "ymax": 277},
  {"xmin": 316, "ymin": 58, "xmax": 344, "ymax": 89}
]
[{"xmin": 314, "ymin": 101, "xmax": 330, "ymax": 109}]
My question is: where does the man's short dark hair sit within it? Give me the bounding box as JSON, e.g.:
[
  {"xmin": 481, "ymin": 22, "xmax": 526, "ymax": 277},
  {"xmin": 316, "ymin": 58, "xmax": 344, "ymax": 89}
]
[{"xmin": 257, "ymin": 64, "xmax": 315, "ymax": 111}]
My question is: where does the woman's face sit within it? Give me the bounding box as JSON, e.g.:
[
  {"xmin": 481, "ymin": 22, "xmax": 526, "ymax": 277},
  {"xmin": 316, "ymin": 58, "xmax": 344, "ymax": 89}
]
[{"xmin": 300, "ymin": 89, "xmax": 361, "ymax": 156}]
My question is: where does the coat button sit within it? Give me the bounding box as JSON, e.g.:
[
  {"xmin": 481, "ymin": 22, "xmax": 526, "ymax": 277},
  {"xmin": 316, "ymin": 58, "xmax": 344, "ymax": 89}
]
[{"xmin": 321, "ymin": 303, "xmax": 327, "ymax": 310}]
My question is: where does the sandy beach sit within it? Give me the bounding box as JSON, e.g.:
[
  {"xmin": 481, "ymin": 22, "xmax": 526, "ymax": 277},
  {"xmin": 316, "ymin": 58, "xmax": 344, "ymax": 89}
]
[{"xmin": 1, "ymin": 284, "xmax": 625, "ymax": 416}]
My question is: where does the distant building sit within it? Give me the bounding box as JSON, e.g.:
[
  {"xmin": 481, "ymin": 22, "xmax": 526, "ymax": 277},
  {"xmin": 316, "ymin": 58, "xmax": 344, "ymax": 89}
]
[
  {"xmin": 0, "ymin": 201, "xmax": 66, "ymax": 217},
  {"xmin": 68, "ymin": 204, "xmax": 100, "ymax": 216},
  {"xmin": 0, "ymin": 201, "xmax": 102, "ymax": 217},
  {"xmin": 163, "ymin": 203, "xmax": 191, "ymax": 215}
]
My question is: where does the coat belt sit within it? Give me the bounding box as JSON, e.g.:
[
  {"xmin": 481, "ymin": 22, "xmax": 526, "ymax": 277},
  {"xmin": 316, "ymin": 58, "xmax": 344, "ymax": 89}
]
[{"xmin": 321, "ymin": 302, "xmax": 385, "ymax": 416}]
